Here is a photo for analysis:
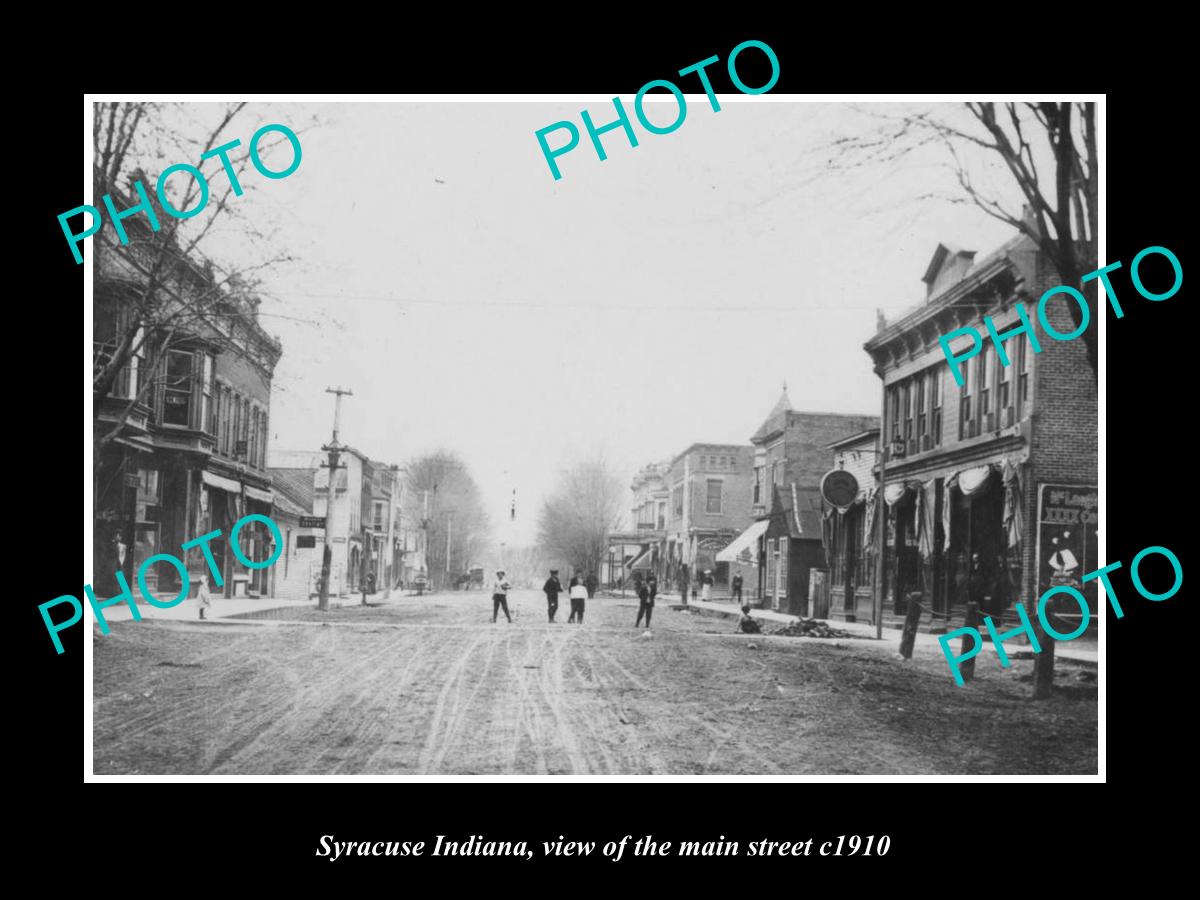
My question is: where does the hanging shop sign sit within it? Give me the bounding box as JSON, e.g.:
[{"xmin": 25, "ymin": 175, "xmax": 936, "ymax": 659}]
[{"xmin": 820, "ymin": 469, "xmax": 859, "ymax": 509}]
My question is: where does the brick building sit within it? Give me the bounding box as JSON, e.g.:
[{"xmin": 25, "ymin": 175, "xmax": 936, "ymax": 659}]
[
  {"xmin": 720, "ymin": 388, "xmax": 878, "ymax": 615},
  {"xmin": 862, "ymin": 233, "xmax": 1098, "ymax": 632},
  {"xmin": 93, "ymin": 222, "xmax": 283, "ymax": 602},
  {"xmin": 662, "ymin": 443, "xmax": 756, "ymax": 594}
]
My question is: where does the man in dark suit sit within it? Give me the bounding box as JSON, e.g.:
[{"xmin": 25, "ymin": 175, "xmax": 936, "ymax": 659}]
[{"xmin": 543, "ymin": 569, "xmax": 563, "ymax": 623}]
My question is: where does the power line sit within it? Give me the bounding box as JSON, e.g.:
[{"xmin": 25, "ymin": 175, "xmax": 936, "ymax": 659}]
[{"xmin": 258, "ymin": 288, "xmax": 906, "ymax": 314}]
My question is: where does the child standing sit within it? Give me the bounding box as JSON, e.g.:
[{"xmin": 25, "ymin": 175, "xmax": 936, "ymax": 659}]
[
  {"xmin": 568, "ymin": 576, "xmax": 588, "ymax": 624},
  {"xmin": 197, "ymin": 574, "xmax": 212, "ymax": 620}
]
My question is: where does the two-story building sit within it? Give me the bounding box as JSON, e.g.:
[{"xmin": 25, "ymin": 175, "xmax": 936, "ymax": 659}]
[
  {"xmin": 93, "ymin": 220, "xmax": 283, "ymax": 602},
  {"xmin": 662, "ymin": 443, "xmax": 756, "ymax": 594},
  {"xmin": 627, "ymin": 462, "xmax": 671, "ymax": 581},
  {"xmin": 862, "ymin": 233, "xmax": 1097, "ymax": 632}
]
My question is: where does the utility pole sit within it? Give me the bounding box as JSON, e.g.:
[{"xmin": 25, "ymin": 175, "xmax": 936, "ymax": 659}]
[{"xmin": 318, "ymin": 386, "xmax": 352, "ymax": 612}]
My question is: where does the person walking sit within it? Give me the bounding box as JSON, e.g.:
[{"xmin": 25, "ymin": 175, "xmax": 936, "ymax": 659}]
[
  {"xmin": 491, "ymin": 569, "xmax": 512, "ymax": 623},
  {"xmin": 635, "ymin": 578, "xmax": 654, "ymax": 629},
  {"xmin": 701, "ymin": 569, "xmax": 715, "ymax": 602},
  {"xmin": 647, "ymin": 572, "xmax": 658, "ymax": 604},
  {"xmin": 568, "ymin": 575, "xmax": 588, "ymax": 624},
  {"xmin": 543, "ymin": 569, "xmax": 563, "ymax": 623},
  {"xmin": 731, "ymin": 572, "xmax": 743, "ymax": 604}
]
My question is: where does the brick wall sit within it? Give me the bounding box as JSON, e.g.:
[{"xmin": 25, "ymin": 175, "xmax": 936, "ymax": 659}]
[{"xmin": 783, "ymin": 413, "xmax": 880, "ymax": 488}]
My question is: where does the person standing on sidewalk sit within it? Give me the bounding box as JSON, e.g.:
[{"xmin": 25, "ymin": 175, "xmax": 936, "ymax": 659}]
[
  {"xmin": 731, "ymin": 572, "xmax": 743, "ymax": 604},
  {"xmin": 491, "ymin": 569, "xmax": 512, "ymax": 623},
  {"xmin": 647, "ymin": 572, "xmax": 658, "ymax": 603},
  {"xmin": 701, "ymin": 569, "xmax": 715, "ymax": 602},
  {"xmin": 568, "ymin": 576, "xmax": 588, "ymax": 624},
  {"xmin": 543, "ymin": 569, "xmax": 563, "ymax": 623}
]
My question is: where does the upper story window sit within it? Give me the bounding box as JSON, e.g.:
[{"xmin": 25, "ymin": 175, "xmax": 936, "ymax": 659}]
[
  {"xmin": 706, "ymin": 479, "xmax": 723, "ymax": 514},
  {"xmin": 672, "ymin": 485, "xmax": 683, "ymax": 517},
  {"xmin": 657, "ymin": 502, "xmax": 666, "ymax": 530},
  {"xmin": 980, "ymin": 344, "xmax": 995, "ymax": 420},
  {"xmin": 1018, "ymin": 331, "xmax": 1032, "ymax": 409},
  {"xmin": 931, "ymin": 368, "xmax": 944, "ymax": 446},
  {"xmin": 753, "ymin": 466, "xmax": 762, "ymax": 505},
  {"xmin": 916, "ymin": 373, "xmax": 928, "ymax": 439}
]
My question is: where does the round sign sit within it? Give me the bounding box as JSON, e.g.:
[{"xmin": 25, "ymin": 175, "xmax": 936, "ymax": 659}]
[{"xmin": 820, "ymin": 469, "xmax": 859, "ymax": 509}]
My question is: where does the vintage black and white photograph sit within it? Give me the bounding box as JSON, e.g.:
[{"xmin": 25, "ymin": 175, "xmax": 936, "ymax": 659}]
[{"xmin": 86, "ymin": 96, "xmax": 1099, "ymax": 776}]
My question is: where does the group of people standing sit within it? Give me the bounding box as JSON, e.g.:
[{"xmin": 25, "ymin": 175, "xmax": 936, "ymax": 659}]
[
  {"xmin": 541, "ymin": 570, "xmax": 589, "ymax": 623},
  {"xmin": 491, "ymin": 569, "xmax": 589, "ymax": 624}
]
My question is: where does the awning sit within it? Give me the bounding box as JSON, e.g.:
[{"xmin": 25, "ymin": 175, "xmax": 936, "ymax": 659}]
[
  {"xmin": 202, "ymin": 470, "xmax": 242, "ymax": 494},
  {"xmin": 625, "ymin": 547, "xmax": 652, "ymax": 570},
  {"xmin": 244, "ymin": 485, "xmax": 273, "ymax": 504},
  {"xmin": 717, "ymin": 519, "xmax": 769, "ymax": 563}
]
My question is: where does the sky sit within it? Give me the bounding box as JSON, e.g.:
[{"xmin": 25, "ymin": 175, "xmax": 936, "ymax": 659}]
[{"xmin": 178, "ymin": 100, "xmax": 1025, "ymax": 544}]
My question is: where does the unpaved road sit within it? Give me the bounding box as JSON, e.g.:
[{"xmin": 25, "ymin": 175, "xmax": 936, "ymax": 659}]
[{"xmin": 93, "ymin": 590, "xmax": 1097, "ymax": 775}]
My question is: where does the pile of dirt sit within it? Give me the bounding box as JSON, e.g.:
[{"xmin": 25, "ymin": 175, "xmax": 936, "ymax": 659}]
[{"xmin": 771, "ymin": 618, "xmax": 857, "ymax": 639}]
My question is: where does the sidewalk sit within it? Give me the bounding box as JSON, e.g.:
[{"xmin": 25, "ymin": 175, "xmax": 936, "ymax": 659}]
[
  {"xmin": 672, "ymin": 596, "xmax": 1098, "ymax": 666},
  {"xmin": 94, "ymin": 589, "xmax": 404, "ymax": 625}
]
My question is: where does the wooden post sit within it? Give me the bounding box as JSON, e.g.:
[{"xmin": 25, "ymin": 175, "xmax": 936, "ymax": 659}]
[
  {"xmin": 1030, "ymin": 595, "xmax": 1054, "ymax": 700},
  {"xmin": 960, "ymin": 601, "xmax": 979, "ymax": 683},
  {"xmin": 899, "ymin": 592, "xmax": 922, "ymax": 659}
]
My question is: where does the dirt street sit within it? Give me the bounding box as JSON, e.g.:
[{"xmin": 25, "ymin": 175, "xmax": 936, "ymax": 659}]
[{"xmin": 93, "ymin": 589, "xmax": 1097, "ymax": 775}]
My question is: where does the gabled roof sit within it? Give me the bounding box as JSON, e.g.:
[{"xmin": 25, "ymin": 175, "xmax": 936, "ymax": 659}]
[
  {"xmin": 768, "ymin": 483, "xmax": 823, "ymax": 538},
  {"xmin": 751, "ymin": 385, "xmax": 793, "ymax": 442},
  {"xmin": 269, "ymin": 468, "xmax": 316, "ymax": 511},
  {"xmin": 922, "ymin": 242, "xmax": 976, "ymax": 286}
]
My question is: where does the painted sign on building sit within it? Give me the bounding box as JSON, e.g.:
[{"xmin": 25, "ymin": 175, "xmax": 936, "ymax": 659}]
[{"xmin": 1035, "ymin": 484, "xmax": 1098, "ymax": 622}]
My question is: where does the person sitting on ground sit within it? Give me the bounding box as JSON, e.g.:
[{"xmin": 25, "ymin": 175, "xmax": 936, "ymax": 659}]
[{"xmin": 737, "ymin": 604, "xmax": 761, "ymax": 634}]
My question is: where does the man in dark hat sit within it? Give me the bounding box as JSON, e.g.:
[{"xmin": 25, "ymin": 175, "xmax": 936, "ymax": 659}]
[{"xmin": 542, "ymin": 569, "xmax": 563, "ymax": 623}]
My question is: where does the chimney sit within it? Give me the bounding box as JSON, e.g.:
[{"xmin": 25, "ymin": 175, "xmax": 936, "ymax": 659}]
[{"xmin": 1021, "ymin": 203, "xmax": 1042, "ymax": 238}]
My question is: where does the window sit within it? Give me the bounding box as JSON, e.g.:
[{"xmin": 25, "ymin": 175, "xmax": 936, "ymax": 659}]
[
  {"xmin": 980, "ymin": 344, "xmax": 995, "ymax": 419},
  {"xmin": 959, "ymin": 356, "xmax": 973, "ymax": 440},
  {"xmin": 374, "ymin": 501, "xmax": 385, "ymax": 531},
  {"xmin": 657, "ymin": 502, "xmax": 666, "ymax": 530},
  {"xmin": 917, "ymin": 373, "xmax": 928, "ymax": 438},
  {"xmin": 753, "ymin": 467, "xmax": 762, "ymax": 505},
  {"xmin": 249, "ymin": 407, "xmax": 259, "ymax": 468},
  {"xmin": 222, "ymin": 387, "xmax": 234, "ymax": 455},
  {"xmin": 162, "ymin": 349, "xmax": 195, "ymax": 427},
  {"xmin": 672, "ymin": 485, "xmax": 683, "ymax": 517},
  {"xmin": 706, "ymin": 479, "xmax": 723, "ymax": 514},
  {"xmin": 772, "ymin": 460, "xmax": 784, "ymax": 487},
  {"xmin": 889, "ymin": 385, "xmax": 902, "ymax": 441},
  {"xmin": 998, "ymin": 346, "xmax": 1012, "ymax": 417},
  {"xmin": 258, "ymin": 410, "xmax": 269, "ymax": 469},
  {"xmin": 1019, "ymin": 331, "xmax": 1032, "ymax": 411},
  {"xmin": 241, "ymin": 398, "xmax": 251, "ymax": 453},
  {"xmin": 778, "ymin": 536, "xmax": 789, "ymax": 594},
  {"xmin": 903, "ymin": 382, "xmax": 914, "ymax": 440},
  {"xmin": 201, "ymin": 354, "xmax": 215, "ymax": 434},
  {"xmin": 931, "ymin": 368, "xmax": 944, "ymax": 446}
]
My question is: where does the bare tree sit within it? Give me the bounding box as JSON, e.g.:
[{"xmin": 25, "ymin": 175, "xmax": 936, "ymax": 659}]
[
  {"xmin": 405, "ymin": 451, "xmax": 491, "ymax": 590},
  {"xmin": 537, "ymin": 458, "xmax": 625, "ymax": 585},
  {"xmin": 91, "ymin": 102, "xmax": 310, "ymax": 497},
  {"xmin": 826, "ymin": 102, "xmax": 1097, "ymax": 378}
]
